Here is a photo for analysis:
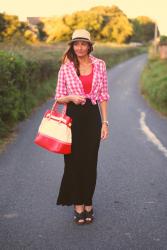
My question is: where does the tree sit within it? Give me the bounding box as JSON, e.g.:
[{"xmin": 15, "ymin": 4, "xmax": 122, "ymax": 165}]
[
  {"xmin": 39, "ymin": 5, "xmax": 133, "ymax": 44},
  {"xmin": 130, "ymin": 16, "xmax": 158, "ymax": 42},
  {"xmin": 98, "ymin": 6, "xmax": 133, "ymax": 43},
  {"xmin": 0, "ymin": 13, "xmax": 20, "ymax": 39},
  {"xmin": 40, "ymin": 17, "xmax": 71, "ymax": 43},
  {"xmin": 64, "ymin": 10, "xmax": 104, "ymax": 39},
  {"xmin": 36, "ymin": 21, "xmax": 47, "ymax": 41}
]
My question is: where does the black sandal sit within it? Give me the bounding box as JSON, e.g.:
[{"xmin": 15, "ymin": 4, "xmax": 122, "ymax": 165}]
[
  {"xmin": 84, "ymin": 209, "xmax": 94, "ymax": 224},
  {"xmin": 73, "ymin": 210, "xmax": 85, "ymax": 225}
]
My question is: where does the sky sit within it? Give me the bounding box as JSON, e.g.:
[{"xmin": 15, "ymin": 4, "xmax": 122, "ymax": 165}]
[{"xmin": 0, "ymin": 0, "xmax": 167, "ymax": 35}]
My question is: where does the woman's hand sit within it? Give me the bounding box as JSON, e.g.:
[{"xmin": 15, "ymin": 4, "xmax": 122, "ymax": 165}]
[
  {"xmin": 69, "ymin": 95, "xmax": 86, "ymax": 105},
  {"xmin": 101, "ymin": 123, "xmax": 109, "ymax": 140}
]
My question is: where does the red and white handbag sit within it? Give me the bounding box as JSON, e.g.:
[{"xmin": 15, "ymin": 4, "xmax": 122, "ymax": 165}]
[{"xmin": 34, "ymin": 101, "xmax": 72, "ymax": 154}]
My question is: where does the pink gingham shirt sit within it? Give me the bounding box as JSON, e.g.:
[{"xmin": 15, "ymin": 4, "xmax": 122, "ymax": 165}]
[{"xmin": 55, "ymin": 54, "xmax": 110, "ymax": 105}]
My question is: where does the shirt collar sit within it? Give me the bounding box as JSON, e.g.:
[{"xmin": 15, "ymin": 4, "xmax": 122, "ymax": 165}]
[{"xmin": 89, "ymin": 54, "xmax": 98, "ymax": 64}]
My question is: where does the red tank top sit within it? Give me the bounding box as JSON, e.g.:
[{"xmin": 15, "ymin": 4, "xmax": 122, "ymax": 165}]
[{"xmin": 79, "ymin": 64, "xmax": 94, "ymax": 94}]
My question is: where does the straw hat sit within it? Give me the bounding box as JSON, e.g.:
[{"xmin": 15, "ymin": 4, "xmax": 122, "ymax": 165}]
[{"xmin": 68, "ymin": 29, "xmax": 94, "ymax": 45}]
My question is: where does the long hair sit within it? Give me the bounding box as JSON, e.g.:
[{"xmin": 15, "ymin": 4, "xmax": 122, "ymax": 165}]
[{"xmin": 61, "ymin": 42, "xmax": 93, "ymax": 76}]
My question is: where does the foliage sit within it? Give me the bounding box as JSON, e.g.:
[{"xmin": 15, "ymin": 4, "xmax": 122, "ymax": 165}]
[
  {"xmin": 141, "ymin": 58, "xmax": 167, "ymax": 116},
  {"xmin": 41, "ymin": 6, "xmax": 133, "ymax": 44},
  {"xmin": 36, "ymin": 22, "xmax": 47, "ymax": 41},
  {"xmin": 0, "ymin": 13, "xmax": 20, "ymax": 40},
  {"xmin": 0, "ymin": 49, "xmax": 58, "ymax": 138},
  {"xmin": 0, "ymin": 7, "xmax": 158, "ymax": 44},
  {"xmin": 130, "ymin": 16, "xmax": 156, "ymax": 42},
  {"xmin": 0, "ymin": 12, "xmax": 39, "ymax": 43},
  {"xmin": 42, "ymin": 16, "xmax": 71, "ymax": 43},
  {"xmin": 96, "ymin": 6, "xmax": 133, "ymax": 43},
  {"xmin": 159, "ymin": 35, "xmax": 167, "ymax": 45}
]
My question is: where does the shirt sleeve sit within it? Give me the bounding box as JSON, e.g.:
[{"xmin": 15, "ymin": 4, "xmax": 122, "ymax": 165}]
[
  {"xmin": 98, "ymin": 61, "xmax": 110, "ymax": 103},
  {"xmin": 55, "ymin": 64, "xmax": 68, "ymax": 100}
]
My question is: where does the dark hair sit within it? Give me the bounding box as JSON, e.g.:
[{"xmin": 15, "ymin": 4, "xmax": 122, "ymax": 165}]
[{"xmin": 61, "ymin": 41, "xmax": 93, "ymax": 76}]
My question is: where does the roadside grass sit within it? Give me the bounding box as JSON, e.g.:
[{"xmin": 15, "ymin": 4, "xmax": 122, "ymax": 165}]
[
  {"xmin": 93, "ymin": 42, "xmax": 147, "ymax": 68},
  {"xmin": 0, "ymin": 40, "xmax": 147, "ymax": 66},
  {"xmin": 140, "ymin": 57, "xmax": 167, "ymax": 117}
]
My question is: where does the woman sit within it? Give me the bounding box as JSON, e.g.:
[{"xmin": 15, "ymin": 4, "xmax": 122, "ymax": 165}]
[{"xmin": 55, "ymin": 29, "xmax": 110, "ymax": 225}]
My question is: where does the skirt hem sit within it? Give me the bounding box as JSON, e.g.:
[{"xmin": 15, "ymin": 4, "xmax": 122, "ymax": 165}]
[{"xmin": 56, "ymin": 200, "xmax": 93, "ymax": 206}]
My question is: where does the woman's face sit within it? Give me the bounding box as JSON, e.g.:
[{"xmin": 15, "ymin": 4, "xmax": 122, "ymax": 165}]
[{"xmin": 73, "ymin": 40, "xmax": 90, "ymax": 57}]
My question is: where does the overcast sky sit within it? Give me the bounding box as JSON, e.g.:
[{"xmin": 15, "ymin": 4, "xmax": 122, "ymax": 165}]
[{"xmin": 0, "ymin": 0, "xmax": 166, "ymax": 35}]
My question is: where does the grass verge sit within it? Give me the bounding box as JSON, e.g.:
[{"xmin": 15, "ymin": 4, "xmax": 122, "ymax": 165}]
[{"xmin": 140, "ymin": 58, "xmax": 167, "ymax": 117}]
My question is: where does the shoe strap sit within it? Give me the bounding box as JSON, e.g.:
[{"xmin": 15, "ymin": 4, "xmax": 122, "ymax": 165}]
[
  {"xmin": 74, "ymin": 210, "xmax": 85, "ymax": 219},
  {"xmin": 85, "ymin": 209, "xmax": 93, "ymax": 217}
]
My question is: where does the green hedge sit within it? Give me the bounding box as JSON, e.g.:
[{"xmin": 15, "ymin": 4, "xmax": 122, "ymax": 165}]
[{"xmin": 0, "ymin": 50, "xmax": 59, "ymax": 138}]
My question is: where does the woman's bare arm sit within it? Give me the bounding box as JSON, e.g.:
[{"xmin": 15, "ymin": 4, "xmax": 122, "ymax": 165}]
[
  {"xmin": 99, "ymin": 100, "xmax": 109, "ymax": 139},
  {"xmin": 56, "ymin": 96, "xmax": 71, "ymax": 104},
  {"xmin": 56, "ymin": 95, "xmax": 86, "ymax": 105},
  {"xmin": 99, "ymin": 100, "xmax": 108, "ymax": 122}
]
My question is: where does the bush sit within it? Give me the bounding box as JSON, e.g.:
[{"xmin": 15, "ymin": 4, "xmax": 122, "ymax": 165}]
[
  {"xmin": 159, "ymin": 35, "xmax": 167, "ymax": 46},
  {"xmin": 141, "ymin": 58, "xmax": 167, "ymax": 115},
  {"xmin": 0, "ymin": 50, "xmax": 58, "ymax": 138}
]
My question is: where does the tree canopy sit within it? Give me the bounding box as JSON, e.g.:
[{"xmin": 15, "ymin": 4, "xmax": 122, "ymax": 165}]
[{"xmin": 0, "ymin": 6, "xmax": 157, "ymax": 44}]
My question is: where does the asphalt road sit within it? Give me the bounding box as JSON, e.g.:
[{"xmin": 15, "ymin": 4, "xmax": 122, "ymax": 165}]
[{"xmin": 0, "ymin": 54, "xmax": 167, "ymax": 250}]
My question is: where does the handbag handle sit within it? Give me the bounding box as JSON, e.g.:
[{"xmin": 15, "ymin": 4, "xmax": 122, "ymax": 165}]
[{"xmin": 50, "ymin": 100, "xmax": 67, "ymax": 117}]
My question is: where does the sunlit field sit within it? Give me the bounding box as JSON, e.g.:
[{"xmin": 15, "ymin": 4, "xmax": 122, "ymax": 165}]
[{"xmin": 0, "ymin": 40, "xmax": 146, "ymax": 65}]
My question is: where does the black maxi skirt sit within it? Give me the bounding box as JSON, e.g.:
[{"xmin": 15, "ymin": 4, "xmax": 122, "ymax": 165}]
[{"xmin": 56, "ymin": 98, "xmax": 102, "ymax": 206}]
